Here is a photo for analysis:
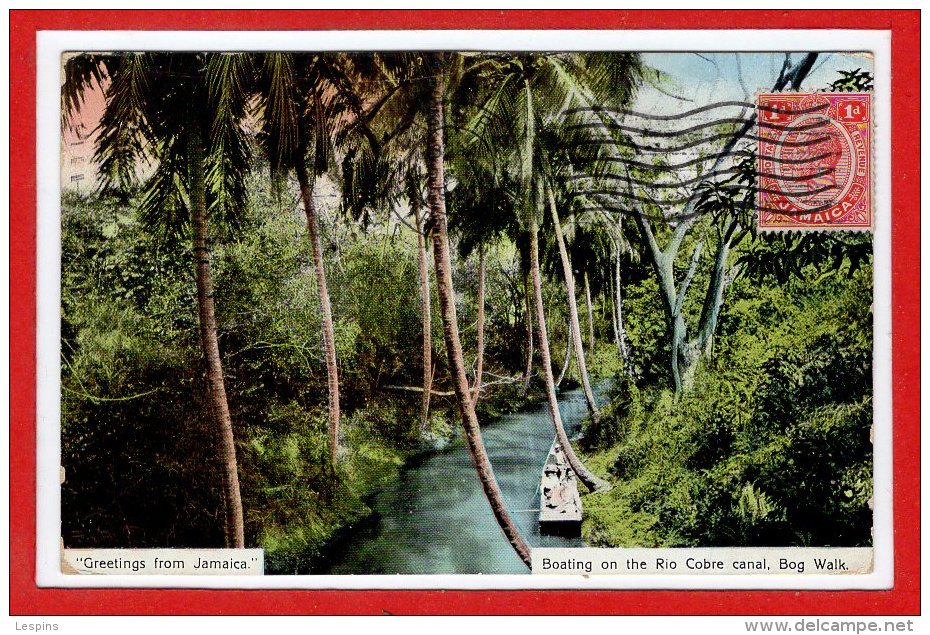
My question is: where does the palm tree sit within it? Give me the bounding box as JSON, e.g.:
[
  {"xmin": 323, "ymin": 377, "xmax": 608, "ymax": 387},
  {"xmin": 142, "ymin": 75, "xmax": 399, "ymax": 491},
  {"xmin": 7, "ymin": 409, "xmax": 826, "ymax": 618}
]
[
  {"xmin": 458, "ymin": 53, "xmax": 640, "ymax": 491},
  {"xmin": 335, "ymin": 51, "xmax": 531, "ymax": 564},
  {"xmin": 424, "ymin": 53, "xmax": 531, "ymax": 567},
  {"xmin": 63, "ymin": 52, "xmax": 253, "ymax": 547},
  {"xmin": 565, "ymin": 160, "xmax": 640, "ymax": 378},
  {"xmin": 410, "ymin": 177, "xmax": 435, "ymax": 431},
  {"xmin": 447, "ymin": 173, "xmax": 517, "ymax": 405},
  {"xmin": 585, "ymin": 224, "xmax": 634, "ymax": 377},
  {"xmin": 521, "ymin": 253, "xmax": 535, "ymax": 394},
  {"xmin": 559, "ymin": 205, "xmax": 635, "ymax": 377},
  {"xmin": 544, "ymin": 167, "xmax": 600, "ymax": 418},
  {"xmin": 334, "ymin": 55, "xmax": 438, "ymax": 433},
  {"xmin": 255, "ymin": 52, "xmax": 347, "ymax": 467},
  {"xmin": 556, "ymin": 315, "xmax": 574, "ymax": 388},
  {"xmin": 473, "ymin": 245, "xmax": 486, "ymax": 402},
  {"xmin": 529, "ymin": 185, "xmax": 610, "ymax": 492},
  {"xmin": 583, "ymin": 271, "xmax": 596, "ymax": 354},
  {"xmin": 610, "ymin": 242, "xmax": 633, "ymax": 374}
]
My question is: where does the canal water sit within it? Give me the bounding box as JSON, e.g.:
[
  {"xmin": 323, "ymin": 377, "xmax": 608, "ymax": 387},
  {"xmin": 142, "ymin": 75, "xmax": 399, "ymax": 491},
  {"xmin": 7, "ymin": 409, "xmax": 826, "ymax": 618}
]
[{"xmin": 321, "ymin": 384, "xmax": 605, "ymax": 574}]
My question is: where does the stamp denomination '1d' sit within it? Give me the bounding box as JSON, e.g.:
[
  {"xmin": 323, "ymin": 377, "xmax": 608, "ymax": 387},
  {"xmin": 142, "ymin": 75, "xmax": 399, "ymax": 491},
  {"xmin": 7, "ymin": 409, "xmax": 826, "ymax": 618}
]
[{"xmin": 757, "ymin": 93, "xmax": 872, "ymax": 231}]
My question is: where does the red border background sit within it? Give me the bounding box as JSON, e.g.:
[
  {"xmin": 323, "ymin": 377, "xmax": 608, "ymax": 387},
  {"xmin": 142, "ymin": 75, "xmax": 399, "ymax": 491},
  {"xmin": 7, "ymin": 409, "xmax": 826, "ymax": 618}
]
[{"xmin": 9, "ymin": 9, "xmax": 920, "ymax": 615}]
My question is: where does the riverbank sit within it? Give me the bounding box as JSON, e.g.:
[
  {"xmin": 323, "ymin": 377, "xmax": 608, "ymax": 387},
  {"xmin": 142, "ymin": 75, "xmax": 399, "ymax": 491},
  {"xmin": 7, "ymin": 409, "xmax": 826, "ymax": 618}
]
[
  {"xmin": 304, "ymin": 382, "xmax": 607, "ymax": 575},
  {"xmin": 262, "ymin": 380, "xmax": 560, "ymax": 574},
  {"xmin": 577, "ymin": 269, "xmax": 874, "ymax": 549}
]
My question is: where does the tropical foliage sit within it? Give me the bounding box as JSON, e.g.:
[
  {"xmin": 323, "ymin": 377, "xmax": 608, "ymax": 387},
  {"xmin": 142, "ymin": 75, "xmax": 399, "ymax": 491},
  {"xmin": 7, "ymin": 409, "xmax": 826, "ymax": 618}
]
[{"xmin": 61, "ymin": 51, "xmax": 874, "ymax": 570}]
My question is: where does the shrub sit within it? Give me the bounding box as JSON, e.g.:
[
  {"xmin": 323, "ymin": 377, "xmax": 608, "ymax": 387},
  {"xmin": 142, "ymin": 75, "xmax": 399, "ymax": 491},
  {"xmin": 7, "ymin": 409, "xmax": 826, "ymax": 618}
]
[{"xmin": 582, "ymin": 265, "xmax": 873, "ymax": 548}]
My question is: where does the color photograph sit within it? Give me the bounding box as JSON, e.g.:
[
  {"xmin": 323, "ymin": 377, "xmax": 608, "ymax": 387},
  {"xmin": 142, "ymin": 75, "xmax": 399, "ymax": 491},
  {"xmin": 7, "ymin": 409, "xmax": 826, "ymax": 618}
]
[{"xmin": 58, "ymin": 47, "xmax": 875, "ymax": 576}]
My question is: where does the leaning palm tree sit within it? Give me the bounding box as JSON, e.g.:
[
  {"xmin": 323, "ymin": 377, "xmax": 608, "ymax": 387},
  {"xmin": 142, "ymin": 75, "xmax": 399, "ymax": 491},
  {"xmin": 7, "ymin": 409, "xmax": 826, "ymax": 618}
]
[
  {"xmin": 337, "ymin": 53, "xmax": 436, "ymax": 433},
  {"xmin": 255, "ymin": 52, "xmax": 349, "ymax": 467},
  {"xmin": 542, "ymin": 149, "xmax": 600, "ymax": 415},
  {"xmin": 332, "ymin": 52, "xmax": 531, "ymax": 566},
  {"xmin": 458, "ymin": 52, "xmax": 640, "ymax": 491},
  {"xmin": 423, "ymin": 53, "xmax": 531, "ymax": 567},
  {"xmin": 447, "ymin": 172, "xmax": 518, "ymax": 405},
  {"xmin": 63, "ymin": 52, "xmax": 253, "ymax": 547},
  {"xmin": 407, "ymin": 170, "xmax": 435, "ymax": 431}
]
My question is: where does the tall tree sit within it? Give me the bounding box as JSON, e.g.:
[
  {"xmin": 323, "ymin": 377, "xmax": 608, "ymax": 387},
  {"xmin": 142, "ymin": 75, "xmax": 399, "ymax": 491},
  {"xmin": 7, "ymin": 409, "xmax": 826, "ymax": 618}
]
[
  {"xmin": 458, "ymin": 53, "xmax": 640, "ymax": 489},
  {"xmin": 256, "ymin": 52, "xmax": 347, "ymax": 466},
  {"xmin": 408, "ymin": 173, "xmax": 434, "ymax": 431},
  {"xmin": 424, "ymin": 54, "xmax": 531, "ymax": 567},
  {"xmin": 472, "ymin": 245, "xmax": 487, "ymax": 402},
  {"xmin": 337, "ymin": 52, "xmax": 440, "ymax": 432},
  {"xmin": 575, "ymin": 53, "xmax": 818, "ymax": 391},
  {"xmin": 560, "ymin": 210, "xmax": 634, "ymax": 377},
  {"xmin": 583, "ymin": 271, "xmax": 596, "ymax": 354},
  {"xmin": 447, "ymin": 172, "xmax": 518, "ymax": 404},
  {"xmin": 610, "ymin": 243, "xmax": 633, "ymax": 374},
  {"xmin": 545, "ymin": 170, "xmax": 600, "ymax": 417},
  {"xmin": 521, "ymin": 262, "xmax": 535, "ymax": 393},
  {"xmin": 458, "ymin": 53, "xmax": 639, "ymax": 424},
  {"xmin": 63, "ymin": 52, "xmax": 253, "ymax": 547},
  {"xmin": 341, "ymin": 56, "xmax": 534, "ymax": 563},
  {"xmin": 556, "ymin": 316, "xmax": 574, "ymax": 388}
]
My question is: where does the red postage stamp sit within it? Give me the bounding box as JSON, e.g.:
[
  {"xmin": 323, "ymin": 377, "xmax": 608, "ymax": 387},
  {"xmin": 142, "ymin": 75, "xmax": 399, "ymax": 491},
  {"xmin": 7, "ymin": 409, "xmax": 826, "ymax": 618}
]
[{"xmin": 757, "ymin": 92, "xmax": 872, "ymax": 231}]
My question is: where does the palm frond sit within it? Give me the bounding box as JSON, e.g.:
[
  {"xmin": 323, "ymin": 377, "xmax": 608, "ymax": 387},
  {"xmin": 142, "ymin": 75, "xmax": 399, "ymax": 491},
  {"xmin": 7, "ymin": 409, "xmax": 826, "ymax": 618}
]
[
  {"xmin": 258, "ymin": 52, "xmax": 301, "ymax": 171},
  {"xmin": 94, "ymin": 53, "xmax": 154, "ymax": 193},
  {"xmin": 515, "ymin": 80, "xmax": 539, "ymax": 227},
  {"xmin": 61, "ymin": 53, "xmax": 108, "ymax": 127},
  {"xmin": 474, "ymin": 77, "xmax": 518, "ymax": 145},
  {"xmin": 204, "ymin": 125, "xmax": 250, "ymax": 230},
  {"xmin": 137, "ymin": 134, "xmax": 190, "ymax": 238},
  {"xmin": 206, "ymin": 53, "xmax": 253, "ymax": 160},
  {"xmin": 340, "ymin": 140, "xmax": 394, "ymax": 227},
  {"xmin": 203, "ymin": 53, "xmax": 254, "ymax": 227},
  {"xmin": 578, "ymin": 52, "xmax": 642, "ymax": 107}
]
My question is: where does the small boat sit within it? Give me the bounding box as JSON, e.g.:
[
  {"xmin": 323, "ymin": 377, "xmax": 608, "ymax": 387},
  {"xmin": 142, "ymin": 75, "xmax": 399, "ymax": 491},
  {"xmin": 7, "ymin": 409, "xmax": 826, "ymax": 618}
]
[{"xmin": 538, "ymin": 440, "xmax": 583, "ymax": 537}]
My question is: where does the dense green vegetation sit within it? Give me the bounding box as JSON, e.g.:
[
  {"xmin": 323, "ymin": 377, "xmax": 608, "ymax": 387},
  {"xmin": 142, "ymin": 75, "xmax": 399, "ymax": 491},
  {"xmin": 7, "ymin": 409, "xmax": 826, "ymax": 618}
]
[
  {"xmin": 60, "ymin": 184, "xmax": 591, "ymax": 570},
  {"xmin": 60, "ymin": 51, "xmax": 874, "ymax": 570},
  {"xmin": 582, "ymin": 262, "xmax": 873, "ymax": 547}
]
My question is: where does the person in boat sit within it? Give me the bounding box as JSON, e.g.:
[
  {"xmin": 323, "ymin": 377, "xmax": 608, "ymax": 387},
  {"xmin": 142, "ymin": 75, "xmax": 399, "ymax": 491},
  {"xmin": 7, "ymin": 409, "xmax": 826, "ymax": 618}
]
[{"xmin": 542, "ymin": 465, "xmax": 572, "ymax": 509}]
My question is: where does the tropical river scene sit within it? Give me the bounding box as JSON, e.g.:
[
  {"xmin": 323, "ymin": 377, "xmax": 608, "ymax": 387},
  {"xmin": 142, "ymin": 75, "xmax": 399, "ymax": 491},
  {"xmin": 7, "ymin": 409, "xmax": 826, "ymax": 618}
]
[{"xmin": 60, "ymin": 49, "xmax": 874, "ymax": 574}]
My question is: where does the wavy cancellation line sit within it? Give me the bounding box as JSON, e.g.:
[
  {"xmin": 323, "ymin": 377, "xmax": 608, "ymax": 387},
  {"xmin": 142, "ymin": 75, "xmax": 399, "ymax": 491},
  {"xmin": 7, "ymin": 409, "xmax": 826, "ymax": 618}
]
[
  {"xmin": 576, "ymin": 183, "xmax": 837, "ymax": 208},
  {"xmin": 576, "ymin": 194, "xmax": 845, "ymax": 223},
  {"xmin": 565, "ymin": 100, "xmax": 830, "ymax": 121},
  {"xmin": 569, "ymin": 132, "xmax": 832, "ymax": 154},
  {"xmin": 567, "ymin": 166, "xmax": 836, "ymax": 189},
  {"xmin": 592, "ymin": 149, "xmax": 836, "ymax": 172},
  {"xmin": 566, "ymin": 116, "xmax": 830, "ymax": 139}
]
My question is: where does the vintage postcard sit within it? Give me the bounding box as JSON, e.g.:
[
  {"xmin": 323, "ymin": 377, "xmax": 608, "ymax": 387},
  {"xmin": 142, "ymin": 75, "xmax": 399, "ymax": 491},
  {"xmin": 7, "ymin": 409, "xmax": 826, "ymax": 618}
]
[{"xmin": 28, "ymin": 24, "xmax": 901, "ymax": 599}]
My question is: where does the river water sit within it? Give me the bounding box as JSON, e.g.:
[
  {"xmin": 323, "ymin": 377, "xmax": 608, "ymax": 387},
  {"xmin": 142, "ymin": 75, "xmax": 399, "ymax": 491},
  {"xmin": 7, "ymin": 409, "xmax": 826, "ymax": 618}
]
[{"xmin": 321, "ymin": 384, "xmax": 604, "ymax": 574}]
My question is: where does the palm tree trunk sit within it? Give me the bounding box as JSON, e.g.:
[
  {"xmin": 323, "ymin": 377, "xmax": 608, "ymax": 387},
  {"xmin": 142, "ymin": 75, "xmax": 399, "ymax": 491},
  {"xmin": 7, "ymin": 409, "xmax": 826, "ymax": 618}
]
[
  {"xmin": 296, "ymin": 161, "xmax": 341, "ymax": 468},
  {"xmin": 412, "ymin": 194, "xmax": 433, "ymax": 432},
  {"xmin": 613, "ymin": 251, "xmax": 632, "ymax": 376},
  {"xmin": 556, "ymin": 316, "xmax": 573, "ymax": 389},
  {"xmin": 546, "ymin": 184, "xmax": 598, "ymax": 417},
  {"xmin": 610, "ymin": 269, "xmax": 622, "ymax": 355},
  {"xmin": 471, "ymin": 245, "xmax": 486, "ymax": 403},
  {"xmin": 584, "ymin": 271, "xmax": 595, "ymax": 355},
  {"xmin": 188, "ymin": 130, "xmax": 245, "ymax": 548},
  {"xmin": 425, "ymin": 61, "xmax": 531, "ymax": 567},
  {"xmin": 528, "ymin": 220, "xmax": 609, "ymax": 493},
  {"xmin": 522, "ymin": 268, "xmax": 534, "ymax": 394}
]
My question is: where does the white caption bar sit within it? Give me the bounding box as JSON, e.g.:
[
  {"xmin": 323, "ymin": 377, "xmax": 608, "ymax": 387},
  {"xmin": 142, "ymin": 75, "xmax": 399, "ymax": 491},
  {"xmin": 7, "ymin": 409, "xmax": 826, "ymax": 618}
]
[
  {"xmin": 62, "ymin": 549, "xmax": 264, "ymax": 576},
  {"xmin": 532, "ymin": 547, "xmax": 872, "ymax": 576}
]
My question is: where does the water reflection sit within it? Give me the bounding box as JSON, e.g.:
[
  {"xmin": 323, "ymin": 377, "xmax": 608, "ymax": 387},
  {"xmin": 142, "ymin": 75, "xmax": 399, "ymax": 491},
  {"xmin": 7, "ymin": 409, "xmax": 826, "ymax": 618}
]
[{"xmin": 323, "ymin": 385, "xmax": 602, "ymax": 574}]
